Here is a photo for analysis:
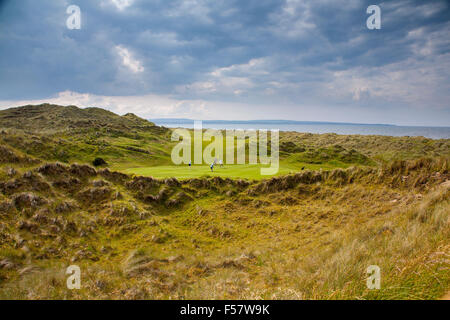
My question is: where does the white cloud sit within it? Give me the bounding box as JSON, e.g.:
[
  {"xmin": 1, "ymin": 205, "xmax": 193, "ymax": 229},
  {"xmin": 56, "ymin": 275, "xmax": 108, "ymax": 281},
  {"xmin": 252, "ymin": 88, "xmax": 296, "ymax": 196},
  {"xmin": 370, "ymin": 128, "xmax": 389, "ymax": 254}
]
[
  {"xmin": 166, "ymin": 0, "xmax": 213, "ymax": 24},
  {"xmin": 382, "ymin": 1, "xmax": 447, "ymax": 25},
  {"xmin": 115, "ymin": 45, "xmax": 144, "ymax": 73},
  {"xmin": 408, "ymin": 22, "xmax": 450, "ymax": 57},
  {"xmin": 110, "ymin": 0, "xmax": 133, "ymax": 11},
  {"xmin": 210, "ymin": 58, "xmax": 269, "ymax": 77},
  {"xmin": 352, "ymin": 87, "xmax": 371, "ymax": 101},
  {"xmin": 175, "ymin": 58, "xmax": 269, "ymax": 96},
  {"xmin": 327, "ymin": 52, "xmax": 450, "ymax": 109},
  {"xmin": 268, "ymin": 0, "xmax": 316, "ymax": 39},
  {"xmin": 177, "ymin": 77, "xmax": 255, "ymax": 96}
]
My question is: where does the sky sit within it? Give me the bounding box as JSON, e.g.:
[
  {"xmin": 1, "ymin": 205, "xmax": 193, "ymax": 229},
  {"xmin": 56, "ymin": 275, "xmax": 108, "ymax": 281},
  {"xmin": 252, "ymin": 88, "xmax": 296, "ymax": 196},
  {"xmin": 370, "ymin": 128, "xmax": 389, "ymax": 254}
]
[{"xmin": 0, "ymin": 0, "xmax": 449, "ymax": 126}]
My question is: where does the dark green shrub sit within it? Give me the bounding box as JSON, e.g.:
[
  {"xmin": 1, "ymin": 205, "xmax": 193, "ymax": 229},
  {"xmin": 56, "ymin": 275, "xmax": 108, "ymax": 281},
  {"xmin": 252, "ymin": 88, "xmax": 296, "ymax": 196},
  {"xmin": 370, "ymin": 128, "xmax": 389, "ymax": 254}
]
[{"xmin": 93, "ymin": 157, "xmax": 107, "ymax": 167}]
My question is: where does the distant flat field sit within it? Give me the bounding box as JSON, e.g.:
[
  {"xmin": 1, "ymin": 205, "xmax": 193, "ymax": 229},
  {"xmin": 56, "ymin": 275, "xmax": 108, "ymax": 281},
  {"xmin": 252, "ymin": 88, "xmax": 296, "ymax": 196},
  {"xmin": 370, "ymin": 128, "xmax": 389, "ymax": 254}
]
[{"xmin": 123, "ymin": 162, "xmax": 344, "ymax": 180}]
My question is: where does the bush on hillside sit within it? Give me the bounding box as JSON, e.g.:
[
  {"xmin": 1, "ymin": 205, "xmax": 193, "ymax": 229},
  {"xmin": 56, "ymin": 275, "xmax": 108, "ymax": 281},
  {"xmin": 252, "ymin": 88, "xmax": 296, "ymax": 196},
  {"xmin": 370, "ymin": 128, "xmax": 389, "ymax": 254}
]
[{"xmin": 93, "ymin": 157, "xmax": 107, "ymax": 167}]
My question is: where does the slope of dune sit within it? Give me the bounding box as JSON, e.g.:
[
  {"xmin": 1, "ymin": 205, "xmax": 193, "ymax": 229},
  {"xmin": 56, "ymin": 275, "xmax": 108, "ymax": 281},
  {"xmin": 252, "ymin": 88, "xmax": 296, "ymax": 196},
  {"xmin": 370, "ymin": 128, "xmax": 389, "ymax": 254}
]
[{"xmin": 0, "ymin": 104, "xmax": 156, "ymax": 132}]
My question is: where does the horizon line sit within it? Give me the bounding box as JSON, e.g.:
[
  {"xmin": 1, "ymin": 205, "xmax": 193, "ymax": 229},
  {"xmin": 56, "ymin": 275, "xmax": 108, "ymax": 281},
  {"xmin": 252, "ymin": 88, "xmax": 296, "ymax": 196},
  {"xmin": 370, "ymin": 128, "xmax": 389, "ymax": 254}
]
[{"xmin": 149, "ymin": 118, "xmax": 450, "ymax": 128}]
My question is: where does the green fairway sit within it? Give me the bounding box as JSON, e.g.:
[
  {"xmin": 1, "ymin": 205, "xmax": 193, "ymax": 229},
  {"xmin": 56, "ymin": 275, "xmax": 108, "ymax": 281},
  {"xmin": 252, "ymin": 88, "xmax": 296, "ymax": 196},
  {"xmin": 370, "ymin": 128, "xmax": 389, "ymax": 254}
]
[{"xmin": 123, "ymin": 162, "xmax": 344, "ymax": 180}]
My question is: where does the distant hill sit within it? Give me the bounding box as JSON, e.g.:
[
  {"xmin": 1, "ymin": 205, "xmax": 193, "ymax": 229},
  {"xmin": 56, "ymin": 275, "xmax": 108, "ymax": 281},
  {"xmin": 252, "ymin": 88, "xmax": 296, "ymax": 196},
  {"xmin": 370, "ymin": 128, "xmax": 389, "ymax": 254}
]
[
  {"xmin": 150, "ymin": 118, "xmax": 395, "ymax": 126},
  {"xmin": 0, "ymin": 103, "xmax": 155, "ymax": 132}
]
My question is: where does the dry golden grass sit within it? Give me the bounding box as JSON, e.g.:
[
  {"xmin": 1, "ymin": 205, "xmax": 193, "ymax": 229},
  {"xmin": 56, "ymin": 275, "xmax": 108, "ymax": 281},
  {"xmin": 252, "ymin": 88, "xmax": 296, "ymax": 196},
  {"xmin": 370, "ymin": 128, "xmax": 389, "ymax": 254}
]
[{"xmin": 0, "ymin": 157, "xmax": 448, "ymax": 300}]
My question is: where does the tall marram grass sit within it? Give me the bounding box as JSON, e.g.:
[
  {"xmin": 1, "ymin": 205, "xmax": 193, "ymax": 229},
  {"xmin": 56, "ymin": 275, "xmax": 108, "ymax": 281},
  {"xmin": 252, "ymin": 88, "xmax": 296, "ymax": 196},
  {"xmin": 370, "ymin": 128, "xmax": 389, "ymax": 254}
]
[
  {"xmin": 0, "ymin": 157, "xmax": 448, "ymax": 299},
  {"xmin": 242, "ymin": 186, "xmax": 449, "ymax": 299}
]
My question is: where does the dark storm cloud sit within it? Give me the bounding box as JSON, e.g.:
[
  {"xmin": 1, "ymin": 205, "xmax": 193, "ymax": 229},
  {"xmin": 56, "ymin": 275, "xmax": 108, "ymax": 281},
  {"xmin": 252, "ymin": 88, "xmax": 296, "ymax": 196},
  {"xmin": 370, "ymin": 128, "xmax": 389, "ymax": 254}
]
[{"xmin": 0, "ymin": 0, "xmax": 449, "ymax": 125}]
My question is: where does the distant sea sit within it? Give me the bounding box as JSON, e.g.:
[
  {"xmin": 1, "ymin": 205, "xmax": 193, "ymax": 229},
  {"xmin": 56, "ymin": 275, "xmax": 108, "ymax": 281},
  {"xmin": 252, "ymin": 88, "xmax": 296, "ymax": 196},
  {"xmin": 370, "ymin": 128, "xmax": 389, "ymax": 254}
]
[{"xmin": 150, "ymin": 119, "xmax": 450, "ymax": 140}]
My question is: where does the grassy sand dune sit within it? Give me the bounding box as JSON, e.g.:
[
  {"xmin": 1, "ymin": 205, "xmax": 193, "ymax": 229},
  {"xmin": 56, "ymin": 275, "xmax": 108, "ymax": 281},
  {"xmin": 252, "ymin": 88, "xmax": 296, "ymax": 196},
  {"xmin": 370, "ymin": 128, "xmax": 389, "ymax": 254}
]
[
  {"xmin": 0, "ymin": 104, "xmax": 449, "ymax": 299},
  {"xmin": 0, "ymin": 156, "xmax": 448, "ymax": 299}
]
